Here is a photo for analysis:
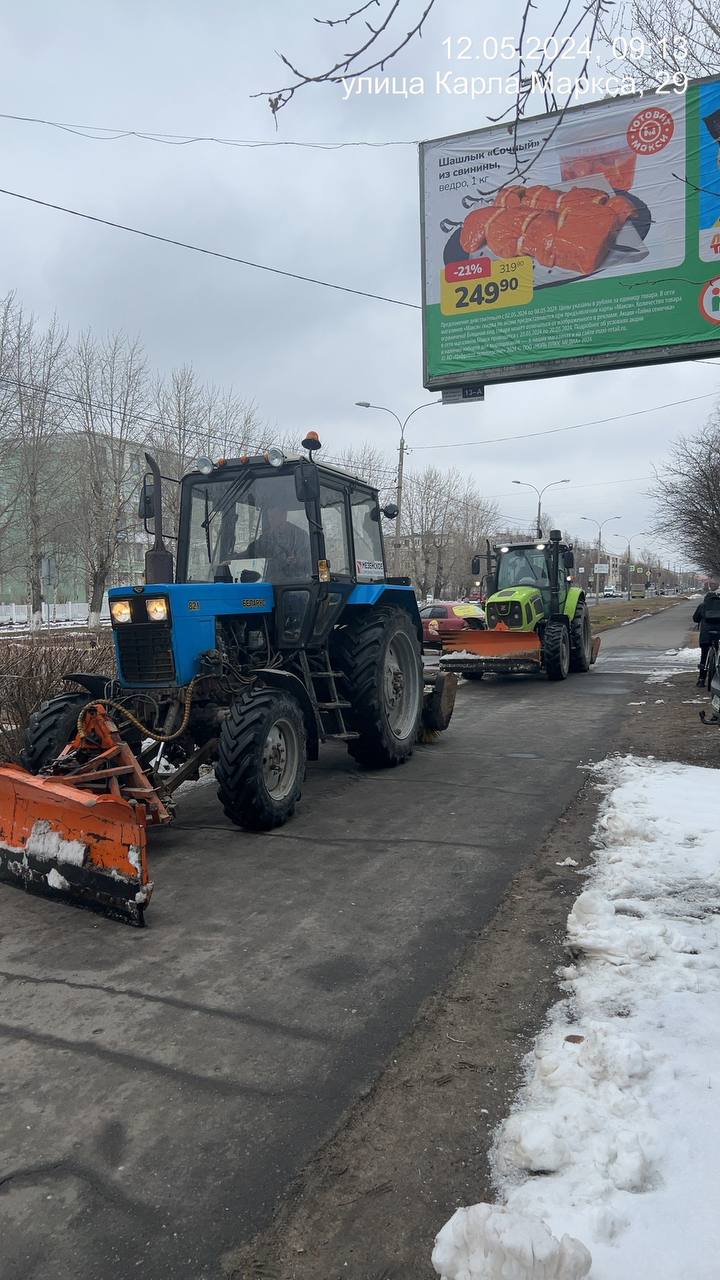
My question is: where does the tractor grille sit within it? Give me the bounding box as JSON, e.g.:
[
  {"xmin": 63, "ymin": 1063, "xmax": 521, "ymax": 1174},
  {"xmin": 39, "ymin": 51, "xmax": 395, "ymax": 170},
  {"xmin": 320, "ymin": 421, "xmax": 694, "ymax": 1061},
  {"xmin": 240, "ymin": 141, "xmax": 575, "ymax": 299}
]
[{"xmin": 115, "ymin": 622, "xmax": 175, "ymax": 684}]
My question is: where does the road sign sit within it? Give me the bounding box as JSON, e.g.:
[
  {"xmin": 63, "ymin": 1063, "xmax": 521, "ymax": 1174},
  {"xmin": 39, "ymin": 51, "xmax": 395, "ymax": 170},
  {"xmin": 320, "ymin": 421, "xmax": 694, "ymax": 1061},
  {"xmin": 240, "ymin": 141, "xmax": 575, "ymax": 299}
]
[
  {"xmin": 441, "ymin": 383, "xmax": 485, "ymax": 405},
  {"xmin": 594, "ymin": 563, "xmax": 609, "ymax": 575}
]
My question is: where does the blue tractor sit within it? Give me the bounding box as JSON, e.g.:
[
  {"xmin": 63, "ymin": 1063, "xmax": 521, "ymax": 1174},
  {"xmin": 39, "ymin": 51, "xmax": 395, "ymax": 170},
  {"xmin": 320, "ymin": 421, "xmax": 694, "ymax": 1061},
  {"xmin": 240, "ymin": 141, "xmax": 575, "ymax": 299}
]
[{"xmin": 0, "ymin": 434, "xmax": 456, "ymax": 922}]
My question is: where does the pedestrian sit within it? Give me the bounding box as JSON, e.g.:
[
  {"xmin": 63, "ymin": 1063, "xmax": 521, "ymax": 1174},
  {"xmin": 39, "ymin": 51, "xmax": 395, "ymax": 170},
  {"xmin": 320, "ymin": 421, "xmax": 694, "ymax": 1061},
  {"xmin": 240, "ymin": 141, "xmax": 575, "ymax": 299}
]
[{"xmin": 692, "ymin": 579, "xmax": 720, "ymax": 686}]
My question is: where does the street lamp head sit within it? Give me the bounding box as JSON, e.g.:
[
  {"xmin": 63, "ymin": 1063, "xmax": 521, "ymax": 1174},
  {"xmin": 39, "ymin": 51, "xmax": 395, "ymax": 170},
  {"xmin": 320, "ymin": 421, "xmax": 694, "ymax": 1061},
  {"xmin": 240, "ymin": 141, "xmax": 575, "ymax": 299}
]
[{"xmin": 355, "ymin": 401, "xmax": 371, "ymax": 408}]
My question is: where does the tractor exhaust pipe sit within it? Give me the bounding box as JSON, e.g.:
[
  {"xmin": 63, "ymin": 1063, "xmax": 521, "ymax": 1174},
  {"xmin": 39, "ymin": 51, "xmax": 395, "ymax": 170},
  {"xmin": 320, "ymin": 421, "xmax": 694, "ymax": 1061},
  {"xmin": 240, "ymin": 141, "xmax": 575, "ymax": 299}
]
[
  {"xmin": 549, "ymin": 529, "xmax": 562, "ymax": 618},
  {"xmin": 143, "ymin": 452, "xmax": 174, "ymax": 584}
]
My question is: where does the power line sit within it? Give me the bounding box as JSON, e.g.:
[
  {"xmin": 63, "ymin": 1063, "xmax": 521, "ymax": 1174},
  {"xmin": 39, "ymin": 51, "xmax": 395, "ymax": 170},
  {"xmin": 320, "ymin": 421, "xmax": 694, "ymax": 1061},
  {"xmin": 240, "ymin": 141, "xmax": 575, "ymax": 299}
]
[
  {"xmin": 412, "ymin": 391, "xmax": 720, "ymax": 451},
  {"xmin": 0, "ymin": 373, "xmax": 402, "ymax": 475},
  {"xmin": 0, "ymin": 111, "xmax": 416, "ymax": 149},
  {"xmin": 0, "ymin": 187, "xmax": 420, "ymax": 311}
]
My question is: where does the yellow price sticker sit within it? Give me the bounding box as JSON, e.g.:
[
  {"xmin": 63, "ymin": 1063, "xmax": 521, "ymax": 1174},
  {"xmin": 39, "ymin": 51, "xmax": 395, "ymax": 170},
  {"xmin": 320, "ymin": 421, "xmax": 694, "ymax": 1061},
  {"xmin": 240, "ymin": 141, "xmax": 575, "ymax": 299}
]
[{"xmin": 440, "ymin": 256, "xmax": 533, "ymax": 317}]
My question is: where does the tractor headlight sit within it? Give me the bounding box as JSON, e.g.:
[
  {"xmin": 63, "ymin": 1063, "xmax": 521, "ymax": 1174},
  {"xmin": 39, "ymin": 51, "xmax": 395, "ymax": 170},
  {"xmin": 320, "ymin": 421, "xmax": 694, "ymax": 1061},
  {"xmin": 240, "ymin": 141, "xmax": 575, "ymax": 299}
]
[
  {"xmin": 265, "ymin": 446, "xmax": 284, "ymax": 467},
  {"xmin": 110, "ymin": 600, "xmax": 132, "ymax": 624},
  {"xmin": 146, "ymin": 597, "xmax": 169, "ymax": 622}
]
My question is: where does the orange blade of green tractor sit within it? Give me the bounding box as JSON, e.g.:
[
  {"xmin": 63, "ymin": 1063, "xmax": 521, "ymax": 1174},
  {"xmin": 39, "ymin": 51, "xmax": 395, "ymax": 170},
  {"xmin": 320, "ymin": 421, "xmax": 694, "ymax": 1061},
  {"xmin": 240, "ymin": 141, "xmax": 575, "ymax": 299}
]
[
  {"xmin": 0, "ymin": 764, "xmax": 152, "ymax": 925},
  {"xmin": 440, "ymin": 627, "xmax": 542, "ymax": 672}
]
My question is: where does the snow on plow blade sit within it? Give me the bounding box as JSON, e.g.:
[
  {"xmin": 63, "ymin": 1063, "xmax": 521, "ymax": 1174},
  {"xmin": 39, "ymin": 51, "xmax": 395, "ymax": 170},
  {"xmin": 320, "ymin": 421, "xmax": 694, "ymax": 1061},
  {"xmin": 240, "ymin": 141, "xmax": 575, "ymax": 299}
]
[
  {"xmin": 0, "ymin": 764, "xmax": 152, "ymax": 924},
  {"xmin": 440, "ymin": 628, "xmax": 542, "ymax": 673}
]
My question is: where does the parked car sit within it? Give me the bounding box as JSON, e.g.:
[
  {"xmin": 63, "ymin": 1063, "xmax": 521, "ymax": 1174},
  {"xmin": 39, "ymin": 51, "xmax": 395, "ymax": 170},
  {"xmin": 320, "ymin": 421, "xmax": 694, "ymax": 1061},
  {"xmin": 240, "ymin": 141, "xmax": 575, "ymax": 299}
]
[{"xmin": 419, "ymin": 601, "xmax": 486, "ymax": 648}]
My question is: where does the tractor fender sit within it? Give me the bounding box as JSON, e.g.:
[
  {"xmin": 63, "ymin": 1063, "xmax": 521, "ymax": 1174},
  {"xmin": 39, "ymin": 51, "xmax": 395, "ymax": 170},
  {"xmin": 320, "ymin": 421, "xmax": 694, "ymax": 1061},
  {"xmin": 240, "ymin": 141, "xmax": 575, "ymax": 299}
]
[
  {"xmin": 563, "ymin": 586, "xmax": 585, "ymax": 620},
  {"xmin": 344, "ymin": 584, "xmax": 422, "ymax": 642},
  {"xmin": 63, "ymin": 672, "xmax": 114, "ymax": 699},
  {"xmin": 252, "ymin": 669, "xmax": 320, "ymax": 761}
]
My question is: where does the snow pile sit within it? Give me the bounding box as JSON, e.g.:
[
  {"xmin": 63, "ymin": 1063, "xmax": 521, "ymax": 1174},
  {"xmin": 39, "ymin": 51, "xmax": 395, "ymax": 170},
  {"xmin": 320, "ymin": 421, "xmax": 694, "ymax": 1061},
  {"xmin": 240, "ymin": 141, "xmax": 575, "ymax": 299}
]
[
  {"xmin": 663, "ymin": 646, "xmax": 700, "ymax": 665},
  {"xmin": 433, "ymin": 757, "xmax": 720, "ymax": 1279},
  {"xmin": 432, "ymin": 1205, "xmax": 590, "ymax": 1280}
]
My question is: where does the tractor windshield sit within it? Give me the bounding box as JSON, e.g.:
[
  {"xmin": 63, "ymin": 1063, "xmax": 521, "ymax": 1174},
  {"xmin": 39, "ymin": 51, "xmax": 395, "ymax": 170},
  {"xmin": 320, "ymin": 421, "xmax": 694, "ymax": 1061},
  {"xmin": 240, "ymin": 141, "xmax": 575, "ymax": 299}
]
[
  {"xmin": 497, "ymin": 548, "xmax": 550, "ymax": 591},
  {"xmin": 185, "ymin": 473, "xmax": 312, "ymax": 584}
]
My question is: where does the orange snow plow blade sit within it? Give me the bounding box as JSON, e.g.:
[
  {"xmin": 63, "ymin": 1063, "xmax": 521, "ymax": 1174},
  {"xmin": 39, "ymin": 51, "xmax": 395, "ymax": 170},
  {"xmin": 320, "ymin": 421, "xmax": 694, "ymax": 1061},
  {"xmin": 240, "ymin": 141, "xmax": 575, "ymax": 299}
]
[
  {"xmin": 440, "ymin": 627, "xmax": 543, "ymax": 671},
  {"xmin": 0, "ymin": 766, "xmax": 152, "ymax": 926}
]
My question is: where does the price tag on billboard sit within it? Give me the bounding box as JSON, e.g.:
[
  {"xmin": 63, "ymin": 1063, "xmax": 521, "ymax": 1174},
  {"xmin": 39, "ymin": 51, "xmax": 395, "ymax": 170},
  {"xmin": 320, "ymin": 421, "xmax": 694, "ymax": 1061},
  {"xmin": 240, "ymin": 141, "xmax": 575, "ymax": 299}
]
[{"xmin": 440, "ymin": 256, "xmax": 533, "ymax": 317}]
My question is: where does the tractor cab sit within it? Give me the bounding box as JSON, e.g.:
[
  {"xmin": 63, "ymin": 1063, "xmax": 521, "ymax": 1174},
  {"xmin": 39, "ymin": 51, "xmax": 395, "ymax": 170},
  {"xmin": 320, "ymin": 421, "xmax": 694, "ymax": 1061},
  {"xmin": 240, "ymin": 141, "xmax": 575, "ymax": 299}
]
[{"xmin": 486, "ymin": 536, "xmax": 574, "ymax": 629}]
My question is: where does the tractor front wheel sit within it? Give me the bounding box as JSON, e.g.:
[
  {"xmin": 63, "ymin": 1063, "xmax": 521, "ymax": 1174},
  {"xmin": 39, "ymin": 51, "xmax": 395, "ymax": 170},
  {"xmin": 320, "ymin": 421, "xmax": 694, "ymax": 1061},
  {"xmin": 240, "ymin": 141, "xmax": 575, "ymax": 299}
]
[
  {"xmin": 216, "ymin": 688, "xmax": 306, "ymax": 830},
  {"xmin": 544, "ymin": 621, "xmax": 571, "ymax": 681},
  {"xmin": 21, "ymin": 692, "xmax": 93, "ymax": 773},
  {"xmin": 335, "ymin": 606, "xmax": 423, "ymax": 768},
  {"xmin": 569, "ymin": 602, "xmax": 592, "ymax": 673}
]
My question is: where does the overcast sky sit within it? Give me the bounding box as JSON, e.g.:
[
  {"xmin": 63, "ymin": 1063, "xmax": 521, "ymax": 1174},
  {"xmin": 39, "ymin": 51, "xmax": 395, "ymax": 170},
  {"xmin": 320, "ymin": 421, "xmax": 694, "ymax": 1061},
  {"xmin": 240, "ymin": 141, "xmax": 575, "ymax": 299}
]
[{"xmin": 0, "ymin": 0, "xmax": 718, "ymax": 569}]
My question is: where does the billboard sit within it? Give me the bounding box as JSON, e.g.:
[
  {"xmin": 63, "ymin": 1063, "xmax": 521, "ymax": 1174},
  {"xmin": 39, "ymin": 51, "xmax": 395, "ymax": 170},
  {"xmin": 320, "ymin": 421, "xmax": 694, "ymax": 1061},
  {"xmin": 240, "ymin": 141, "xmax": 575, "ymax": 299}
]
[{"xmin": 420, "ymin": 76, "xmax": 720, "ymax": 389}]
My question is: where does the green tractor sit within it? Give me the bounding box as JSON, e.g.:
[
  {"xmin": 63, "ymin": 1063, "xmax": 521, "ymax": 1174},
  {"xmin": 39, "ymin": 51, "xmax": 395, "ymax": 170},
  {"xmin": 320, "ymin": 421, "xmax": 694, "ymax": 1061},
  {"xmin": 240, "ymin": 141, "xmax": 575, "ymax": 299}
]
[{"xmin": 440, "ymin": 530, "xmax": 599, "ymax": 680}]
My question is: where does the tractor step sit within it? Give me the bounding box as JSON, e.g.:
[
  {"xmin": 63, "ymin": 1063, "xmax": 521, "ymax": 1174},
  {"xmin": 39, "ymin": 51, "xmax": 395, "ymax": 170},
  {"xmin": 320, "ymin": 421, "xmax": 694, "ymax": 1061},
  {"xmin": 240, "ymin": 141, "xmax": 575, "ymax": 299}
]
[
  {"xmin": 325, "ymin": 731, "xmax": 359, "ymax": 741},
  {"xmin": 316, "ymin": 700, "xmax": 352, "ymax": 710}
]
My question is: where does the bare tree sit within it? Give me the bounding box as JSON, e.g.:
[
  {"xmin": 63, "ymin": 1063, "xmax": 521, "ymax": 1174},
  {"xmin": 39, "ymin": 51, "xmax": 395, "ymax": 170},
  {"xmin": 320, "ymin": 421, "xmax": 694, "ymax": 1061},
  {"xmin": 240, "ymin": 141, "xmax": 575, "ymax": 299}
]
[
  {"xmin": 256, "ymin": 0, "xmax": 611, "ymax": 176},
  {"xmin": 0, "ymin": 293, "xmax": 21, "ymax": 596},
  {"xmin": 651, "ymin": 415, "xmax": 720, "ymax": 574},
  {"xmin": 601, "ymin": 0, "xmax": 719, "ymax": 87},
  {"xmin": 66, "ymin": 331, "xmax": 148, "ymax": 625},
  {"xmin": 11, "ymin": 310, "xmax": 69, "ymax": 627},
  {"xmin": 254, "ymin": 0, "xmax": 439, "ymax": 119}
]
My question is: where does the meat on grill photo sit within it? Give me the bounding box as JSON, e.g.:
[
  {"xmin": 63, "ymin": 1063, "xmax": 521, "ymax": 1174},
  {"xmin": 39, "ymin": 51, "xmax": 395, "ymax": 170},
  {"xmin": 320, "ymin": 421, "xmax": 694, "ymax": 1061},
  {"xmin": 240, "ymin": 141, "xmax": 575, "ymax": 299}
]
[{"xmin": 457, "ymin": 183, "xmax": 639, "ymax": 277}]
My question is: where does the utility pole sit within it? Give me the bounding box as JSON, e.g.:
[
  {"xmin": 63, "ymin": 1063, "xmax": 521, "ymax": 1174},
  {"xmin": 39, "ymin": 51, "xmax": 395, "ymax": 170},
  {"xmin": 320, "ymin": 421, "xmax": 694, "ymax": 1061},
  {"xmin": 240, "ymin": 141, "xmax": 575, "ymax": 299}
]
[{"xmin": 582, "ymin": 515, "xmax": 621, "ymax": 602}]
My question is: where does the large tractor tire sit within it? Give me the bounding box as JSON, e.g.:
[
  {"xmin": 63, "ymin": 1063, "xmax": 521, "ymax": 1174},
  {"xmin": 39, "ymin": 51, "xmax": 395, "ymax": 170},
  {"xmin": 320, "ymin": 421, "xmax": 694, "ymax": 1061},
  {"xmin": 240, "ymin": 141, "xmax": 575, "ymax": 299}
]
[
  {"xmin": 216, "ymin": 688, "xmax": 306, "ymax": 830},
  {"xmin": 544, "ymin": 620, "xmax": 571, "ymax": 681},
  {"xmin": 20, "ymin": 692, "xmax": 91, "ymax": 773},
  {"xmin": 334, "ymin": 606, "xmax": 423, "ymax": 768},
  {"xmin": 569, "ymin": 601, "xmax": 593, "ymax": 673}
]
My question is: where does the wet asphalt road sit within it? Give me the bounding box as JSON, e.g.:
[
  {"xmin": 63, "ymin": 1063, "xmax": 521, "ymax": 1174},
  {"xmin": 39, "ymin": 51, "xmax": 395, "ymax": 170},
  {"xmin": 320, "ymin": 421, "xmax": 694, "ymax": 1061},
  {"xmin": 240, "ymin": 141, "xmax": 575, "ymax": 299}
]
[{"xmin": 0, "ymin": 601, "xmax": 695, "ymax": 1280}]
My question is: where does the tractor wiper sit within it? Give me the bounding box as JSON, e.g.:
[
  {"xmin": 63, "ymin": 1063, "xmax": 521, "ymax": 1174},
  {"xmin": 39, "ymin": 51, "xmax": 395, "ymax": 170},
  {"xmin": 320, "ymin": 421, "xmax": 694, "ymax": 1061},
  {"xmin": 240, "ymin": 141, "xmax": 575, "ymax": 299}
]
[
  {"xmin": 200, "ymin": 471, "xmax": 255, "ymax": 549},
  {"xmin": 203, "ymin": 487, "xmax": 212, "ymax": 563}
]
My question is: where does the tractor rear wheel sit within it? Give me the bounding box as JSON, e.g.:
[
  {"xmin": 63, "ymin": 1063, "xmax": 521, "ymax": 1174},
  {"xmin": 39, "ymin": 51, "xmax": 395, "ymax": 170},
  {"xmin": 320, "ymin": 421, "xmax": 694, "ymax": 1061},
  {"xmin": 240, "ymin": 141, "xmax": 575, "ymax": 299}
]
[
  {"xmin": 544, "ymin": 621, "xmax": 571, "ymax": 681},
  {"xmin": 21, "ymin": 692, "xmax": 91, "ymax": 773},
  {"xmin": 569, "ymin": 601, "xmax": 592, "ymax": 673},
  {"xmin": 216, "ymin": 688, "xmax": 306, "ymax": 830},
  {"xmin": 334, "ymin": 606, "xmax": 423, "ymax": 768}
]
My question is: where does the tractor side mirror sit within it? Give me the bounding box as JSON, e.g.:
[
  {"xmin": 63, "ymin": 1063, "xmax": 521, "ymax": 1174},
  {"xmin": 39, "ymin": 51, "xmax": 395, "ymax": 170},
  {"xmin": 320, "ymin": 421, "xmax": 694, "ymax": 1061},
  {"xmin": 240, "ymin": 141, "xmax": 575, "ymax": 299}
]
[
  {"xmin": 138, "ymin": 475, "xmax": 155, "ymax": 520},
  {"xmin": 471, "ymin": 555, "xmax": 481, "ymax": 576},
  {"xmin": 382, "ymin": 502, "xmax": 398, "ymax": 519},
  {"xmin": 564, "ymin": 550, "xmax": 575, "ymax": 570},
  {"xmin": 295, "ymin": 460, "xmax": 320, "ymax": 504}
]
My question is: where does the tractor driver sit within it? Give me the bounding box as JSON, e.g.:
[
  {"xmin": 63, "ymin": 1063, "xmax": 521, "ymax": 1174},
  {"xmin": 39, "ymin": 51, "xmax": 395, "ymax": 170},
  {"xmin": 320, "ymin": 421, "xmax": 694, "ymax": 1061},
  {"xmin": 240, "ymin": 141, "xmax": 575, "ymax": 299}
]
[{"xmin": 240, "ymin": 501, "xmax": 312, "ymax": 583}]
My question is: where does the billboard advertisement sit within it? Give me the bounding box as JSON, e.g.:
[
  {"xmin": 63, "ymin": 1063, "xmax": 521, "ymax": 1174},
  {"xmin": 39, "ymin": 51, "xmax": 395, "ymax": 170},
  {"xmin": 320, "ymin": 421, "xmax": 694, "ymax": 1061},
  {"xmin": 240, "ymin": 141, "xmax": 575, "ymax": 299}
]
[{"xmin": 420, "ymin": 76, "xmax": 720, "ymax": 388}]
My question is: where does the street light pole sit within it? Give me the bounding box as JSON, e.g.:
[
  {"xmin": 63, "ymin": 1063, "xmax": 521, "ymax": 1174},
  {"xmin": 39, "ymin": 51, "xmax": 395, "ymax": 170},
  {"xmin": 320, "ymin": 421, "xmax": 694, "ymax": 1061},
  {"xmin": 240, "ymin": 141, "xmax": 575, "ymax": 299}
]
[
  {"xmin": 581, "ymin": 515, "xmax": 621, "ymax": 602},
  {"xmin": 610, "ymin": 532, "xmax": 646, "ymax": 600},
  {"xmin": 355, "ymin": 399, "xmax": 440, "ymax": 575},
  {"xmin": 512, "ymin": 478, "xmax": 570, "ymax": 539}
]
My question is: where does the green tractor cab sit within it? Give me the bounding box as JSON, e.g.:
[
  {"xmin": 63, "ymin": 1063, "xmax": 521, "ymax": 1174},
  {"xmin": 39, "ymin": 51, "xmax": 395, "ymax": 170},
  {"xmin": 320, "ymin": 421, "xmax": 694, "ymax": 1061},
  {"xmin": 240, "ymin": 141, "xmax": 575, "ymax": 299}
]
[{"xmin": 441, "ymin": 530, "xmax": 599, "ymax": 680}]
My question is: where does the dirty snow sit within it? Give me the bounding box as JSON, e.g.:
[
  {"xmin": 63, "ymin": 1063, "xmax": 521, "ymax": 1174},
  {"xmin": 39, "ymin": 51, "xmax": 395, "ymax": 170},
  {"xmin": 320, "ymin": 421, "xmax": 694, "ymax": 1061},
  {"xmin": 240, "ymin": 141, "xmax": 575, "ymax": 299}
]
[
  {"xmin": 432, "ymin": 1205, "xmax": 590, "ymax": 1280},
  {"xmin": 46, "ymin": 867, "xmax": 70, "ymax": 891},
  {"xmin": 432, "ymin": 756, "xmax": 720, "ymax": 1279}
]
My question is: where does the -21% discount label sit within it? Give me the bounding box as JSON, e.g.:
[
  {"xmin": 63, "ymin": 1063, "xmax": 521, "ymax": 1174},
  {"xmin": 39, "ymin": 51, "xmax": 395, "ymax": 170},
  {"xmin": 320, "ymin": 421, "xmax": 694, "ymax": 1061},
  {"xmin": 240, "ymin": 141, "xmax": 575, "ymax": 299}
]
[{"xmin": 440, "ymin": 256, "xmax": 533, "ymax": 316}]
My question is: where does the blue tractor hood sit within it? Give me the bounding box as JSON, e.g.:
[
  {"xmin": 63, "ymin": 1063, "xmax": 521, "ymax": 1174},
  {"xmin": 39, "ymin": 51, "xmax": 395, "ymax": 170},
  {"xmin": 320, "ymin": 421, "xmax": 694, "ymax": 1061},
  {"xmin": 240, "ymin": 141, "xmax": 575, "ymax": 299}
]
[{"xmin": 108, "ymin": 582, "xmax": 274, "ymax": 688}]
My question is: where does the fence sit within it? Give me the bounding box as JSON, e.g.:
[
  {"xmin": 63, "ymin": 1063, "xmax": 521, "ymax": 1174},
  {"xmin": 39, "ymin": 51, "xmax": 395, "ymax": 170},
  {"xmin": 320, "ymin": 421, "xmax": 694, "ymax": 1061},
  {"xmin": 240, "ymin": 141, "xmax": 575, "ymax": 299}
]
[{"xmin": 0, "ymin": 598, "xmax": 111, "ymax": 628}]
